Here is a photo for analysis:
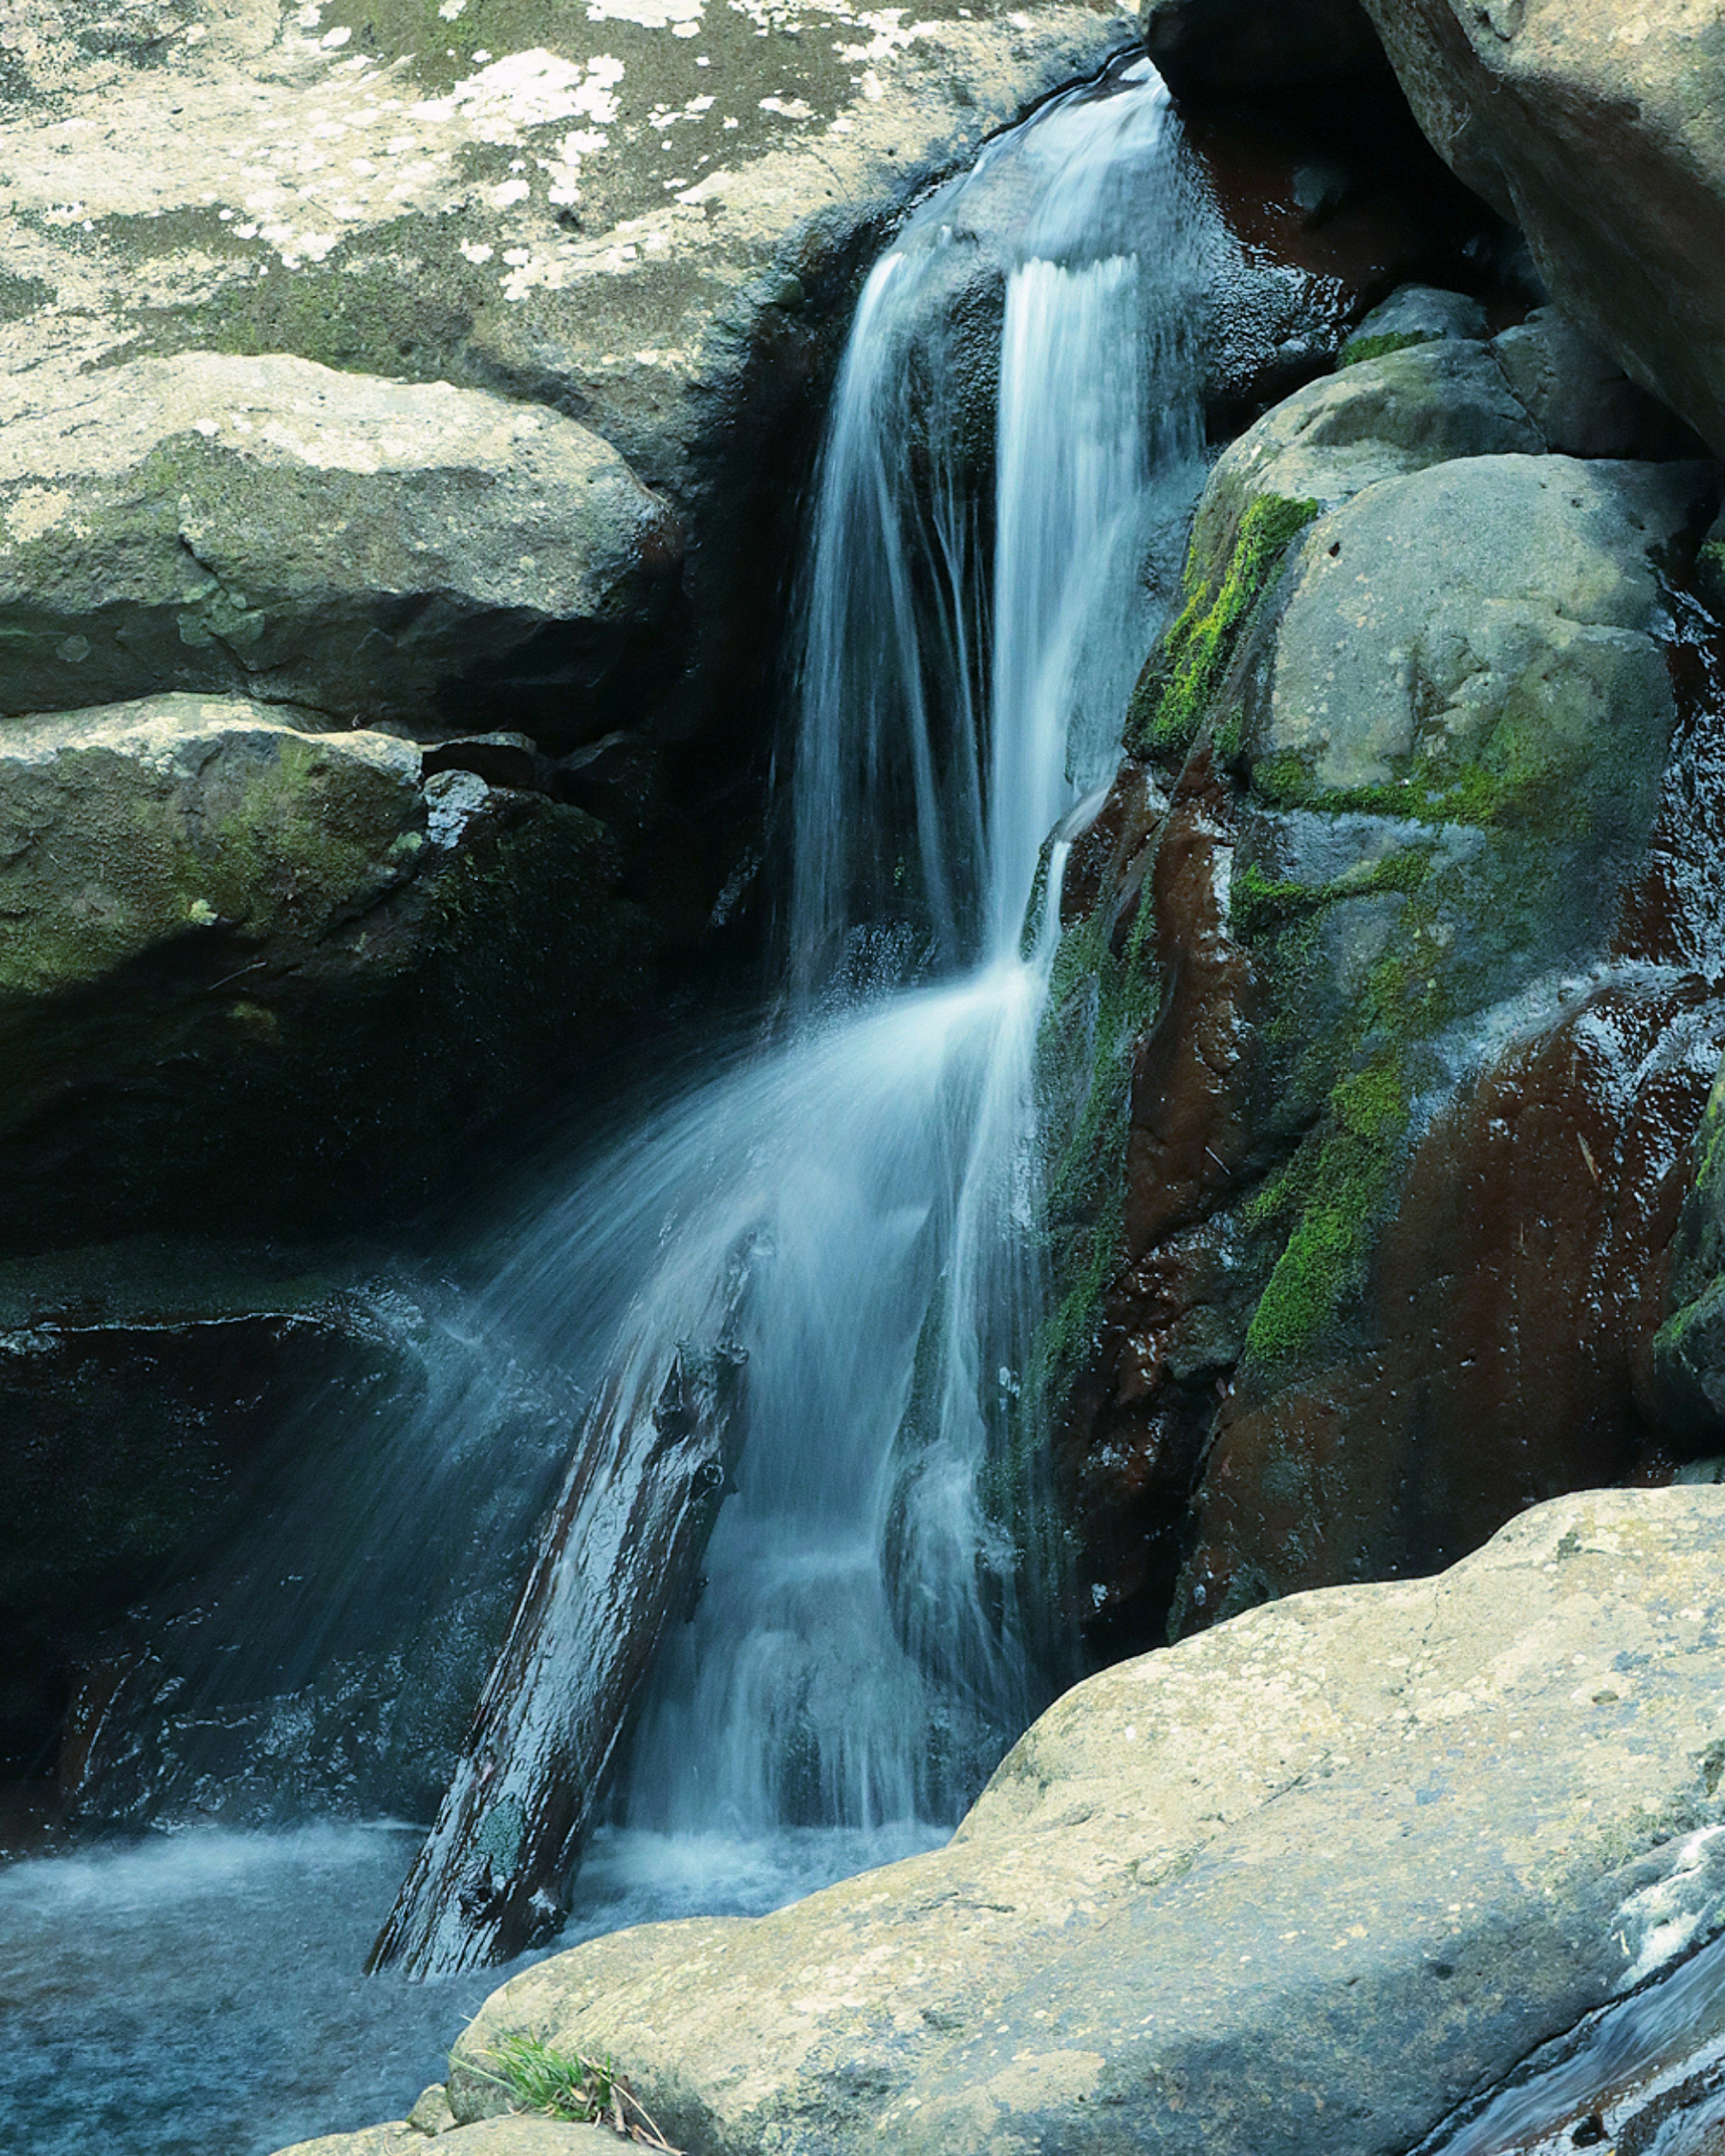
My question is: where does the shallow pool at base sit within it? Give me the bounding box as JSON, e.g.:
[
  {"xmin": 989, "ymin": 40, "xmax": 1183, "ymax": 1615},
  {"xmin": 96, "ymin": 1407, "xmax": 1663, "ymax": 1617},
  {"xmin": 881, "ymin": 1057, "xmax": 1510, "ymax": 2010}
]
[{"xmin": 1, "ymin": 1818, "xmax": 942, "ymax": 2156}]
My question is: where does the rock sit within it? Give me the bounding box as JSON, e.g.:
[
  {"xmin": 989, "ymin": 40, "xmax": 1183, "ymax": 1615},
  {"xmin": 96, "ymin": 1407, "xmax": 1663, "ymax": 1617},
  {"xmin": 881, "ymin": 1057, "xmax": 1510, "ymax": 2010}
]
[
  {"xmin": 1491, "ymin": 306, "xmax": 1703, "ymax": 462},
  {"xmin": 1340, "ymin": 277, "xmax": 1486, "ymax": 358},
  {"xmin": 0, "ymin": 0, "xmax": 1139, "ymax": 748},
  {"xmin": 1356, "ymin": 0, "xmax": 1725, "ymax": 459},
  {"xmin": 0, "ymin": 1235, "xmax": 411, "ymax": 1787},
  {"xmin": 1051, "ymin": 307, "xmax": 1725, "ymax": 1648},
  {"xmin": 0, "ymin": 693, "xmax": 656, "ymax": 1247},
  {"xmin": 0, "ymin": 353, "xmax": 681, "ymax": 736},
  {"xmin": 279, "ymin": 2121, "xmax": 618, "ymax": 2155},
  {"xmin": 1141, "ymin": 0, "xmax": 1386, "ymax": 96},
  {"xmin": 1698, "ymin": 508, "xmax": 1725, "ymax": 617},
  {"xmin": 406, "ymin": 2085, "xmax": 458, "ymax": 2135},
  {"xmin": 416, "ymin": 1489, "xmax": 1725, "ymax": 2156}
]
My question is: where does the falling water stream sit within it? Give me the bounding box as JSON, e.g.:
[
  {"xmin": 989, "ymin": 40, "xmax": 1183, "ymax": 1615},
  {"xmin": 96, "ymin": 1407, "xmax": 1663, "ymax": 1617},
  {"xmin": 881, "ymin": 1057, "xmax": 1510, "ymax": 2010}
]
[{"xmin": 4, "ymin": 58, "xmax": 1212, "ymax": 2156}]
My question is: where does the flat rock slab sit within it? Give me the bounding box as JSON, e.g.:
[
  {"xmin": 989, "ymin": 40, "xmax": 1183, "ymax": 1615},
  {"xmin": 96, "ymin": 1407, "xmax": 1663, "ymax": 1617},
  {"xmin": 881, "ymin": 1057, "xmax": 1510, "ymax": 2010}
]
[{"xmin": 420, "ymin": 1487, "xmax": 1725, "ymax": 2156}]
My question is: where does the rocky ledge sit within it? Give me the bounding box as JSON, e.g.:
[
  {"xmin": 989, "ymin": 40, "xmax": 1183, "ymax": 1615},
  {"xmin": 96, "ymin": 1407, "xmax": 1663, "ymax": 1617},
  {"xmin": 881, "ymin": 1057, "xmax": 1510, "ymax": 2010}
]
[{"xmin": 282, "ymin": 1484, "xmax": 1725, "ymax": 2155}]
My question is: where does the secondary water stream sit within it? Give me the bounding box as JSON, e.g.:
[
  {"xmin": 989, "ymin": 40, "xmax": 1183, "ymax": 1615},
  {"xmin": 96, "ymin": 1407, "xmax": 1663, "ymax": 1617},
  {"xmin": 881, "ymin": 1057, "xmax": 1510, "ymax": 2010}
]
[{"xmin": 4, "ymin": 57, "xmax": 1212, "ymax": 2154}]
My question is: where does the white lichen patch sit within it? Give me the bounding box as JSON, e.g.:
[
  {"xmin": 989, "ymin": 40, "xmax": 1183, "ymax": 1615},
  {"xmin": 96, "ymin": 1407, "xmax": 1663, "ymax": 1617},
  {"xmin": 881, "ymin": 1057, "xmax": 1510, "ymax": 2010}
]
[{"xmin": 586, "ymin": 0, "xmax": 704, "ymax": 31}]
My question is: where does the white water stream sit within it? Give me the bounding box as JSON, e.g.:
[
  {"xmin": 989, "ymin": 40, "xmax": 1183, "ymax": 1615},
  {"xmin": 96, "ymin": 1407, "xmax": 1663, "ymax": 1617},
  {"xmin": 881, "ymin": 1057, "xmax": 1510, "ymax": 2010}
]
[{"xmin": 452, "ymin": 58, "xmax": 1208, "ymax": 1875}]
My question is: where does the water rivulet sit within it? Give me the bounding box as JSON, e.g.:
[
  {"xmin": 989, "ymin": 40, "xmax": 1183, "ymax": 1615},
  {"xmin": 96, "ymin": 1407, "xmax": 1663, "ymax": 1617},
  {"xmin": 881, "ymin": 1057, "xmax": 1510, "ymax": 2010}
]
[{"xmin": 372, "ymin": 59, "xmax": 1212, "ymax": 1975}]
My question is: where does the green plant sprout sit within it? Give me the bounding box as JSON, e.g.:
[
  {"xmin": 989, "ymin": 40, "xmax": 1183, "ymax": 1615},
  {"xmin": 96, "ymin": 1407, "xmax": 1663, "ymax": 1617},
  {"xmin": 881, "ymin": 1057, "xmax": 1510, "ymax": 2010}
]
[{"xmin": 473, "ymin": 2031, "xmax": 683, "ymax": 2152}]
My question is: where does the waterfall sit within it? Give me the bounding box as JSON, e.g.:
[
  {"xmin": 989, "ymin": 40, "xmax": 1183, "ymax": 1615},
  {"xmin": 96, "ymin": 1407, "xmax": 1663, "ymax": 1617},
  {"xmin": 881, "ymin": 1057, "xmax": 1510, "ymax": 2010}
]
[{"xmin": 378, "ymin": 59, "xmax": 1209, "ymax": 1973}]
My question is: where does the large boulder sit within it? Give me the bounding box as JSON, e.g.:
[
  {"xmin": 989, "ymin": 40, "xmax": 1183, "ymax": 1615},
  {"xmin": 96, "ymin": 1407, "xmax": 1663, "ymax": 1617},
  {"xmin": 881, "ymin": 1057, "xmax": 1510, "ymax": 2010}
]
[
  {"xmin": 1040, "ymin": 300, "xmax": 1724, "ymax": 1649},
  {"xmin": 341, "ymin": 1487, "xmax": 1725, "ymax": 2156},
  {"xmin": 1355, "ymin": 0, "xmax": 1725, "ymax": 459},
  {"xmin": 0, "ymin": 353, "xmax": 681, "ymax": 737},
  {"xmin": 0, "ymin": 693, "xmax": 656, "ymax": 1245}
]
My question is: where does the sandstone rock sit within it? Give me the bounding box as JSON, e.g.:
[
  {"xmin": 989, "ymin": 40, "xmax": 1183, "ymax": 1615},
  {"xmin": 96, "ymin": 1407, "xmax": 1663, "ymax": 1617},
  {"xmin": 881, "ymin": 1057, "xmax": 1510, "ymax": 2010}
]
[
  {"xmin": 1053, "ymin": 314, "xmax": 1725, "ymax": 1648},
  {"xmin": 0, "ymin": 0, "xmax": 1138, "ymax": 747},
  {"xmin": 1141, "ymin": 0, "xmax": 1385, "ymax": 96},
  {"xmin": 414, "ymin": 1489, "xmax": 1725, "ymax": 2156},
  {"xmin": 0, "ymin": 694, "xmax": 656, "ymax": 1247},
  {"xmin": 1356, "ymin": 0, "xmax": 1725, "ymax": 459},
  {"xmin": 0, "ymin": 353, "xmax": 680, "ymax": 736},
  {"xmin": 279, "ymin": 2119, "xmax": 618, "ymax": 2155}
]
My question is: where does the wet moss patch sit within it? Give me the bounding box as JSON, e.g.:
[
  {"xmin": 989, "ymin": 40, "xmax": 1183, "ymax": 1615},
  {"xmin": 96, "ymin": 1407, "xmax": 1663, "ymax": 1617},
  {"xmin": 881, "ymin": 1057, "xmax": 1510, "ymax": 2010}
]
[
  {"xmin": 1339, "ymin": 328, "xmax": 1434, "ymax": 367},
  {"xmin": 1126, "ymin": 494, "xmax": 1318, "ymax": 766}
]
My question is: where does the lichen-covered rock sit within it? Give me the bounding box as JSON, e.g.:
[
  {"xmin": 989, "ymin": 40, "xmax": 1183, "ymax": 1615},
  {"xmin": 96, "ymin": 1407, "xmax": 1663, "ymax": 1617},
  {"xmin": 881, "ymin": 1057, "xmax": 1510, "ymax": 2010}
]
[
  {"xmin": 1356, "ymin": 0, "xmax": 1725, "ymax": 459},
  {"xmin": 0, "ymin": 694, "xmax": 656, "ymax": 1246},
  {"xmin": 1049, "ymin": 303, "xmax": 1725, "ymax": 1649},
  {"xmin": 0, "ymin": 353, "xmax": 681, "ymax": 735},
  {"xmin": 0, "ymin": 0, "xmax": 1138, "ymax": 748},
  {"xmin": 400, "ymin": 1489, "xmax": 1725, "ymax": 2156}
]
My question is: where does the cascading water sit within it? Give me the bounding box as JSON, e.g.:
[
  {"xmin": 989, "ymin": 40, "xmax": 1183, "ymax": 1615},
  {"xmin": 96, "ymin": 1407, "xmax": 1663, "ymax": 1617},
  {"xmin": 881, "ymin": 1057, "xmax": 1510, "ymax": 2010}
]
[
  {"xmin": 371, "ymin": 57, "xmax": 1211, "ymax": 1975},
  {"xmin": 1, "ymin": 57, "xmax": 1220, "ymax": 2156}
]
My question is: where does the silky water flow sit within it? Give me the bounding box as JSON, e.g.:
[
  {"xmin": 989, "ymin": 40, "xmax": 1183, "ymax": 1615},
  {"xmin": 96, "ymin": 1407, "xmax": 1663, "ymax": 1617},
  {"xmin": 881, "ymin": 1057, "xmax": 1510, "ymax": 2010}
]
[
  {"xmin": 368, "ymin": 57, "xmax": 1211, "ymax": 1977},
  {"xmin": 0, "ymin": 58, "xmax": 1215, "ymax": 2156}
]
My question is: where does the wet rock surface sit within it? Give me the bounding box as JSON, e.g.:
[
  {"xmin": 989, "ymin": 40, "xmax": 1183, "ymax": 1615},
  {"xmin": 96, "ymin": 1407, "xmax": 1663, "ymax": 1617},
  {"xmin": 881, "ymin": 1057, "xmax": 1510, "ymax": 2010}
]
[
  {"xmin": 1044, "ymin": 292, "xmax": 1725, "ymax": 1652},
  {"xmin": 296, "ymin": 1488, "xmax": 1725, "ymax": 2156},
  {"xmin": 0, "ymin": 1237, "xmax": 413, "ymax": 1794},
  {"xmin": 0, "ymin": 693, "xmax": 658, "ymax": 1247}
]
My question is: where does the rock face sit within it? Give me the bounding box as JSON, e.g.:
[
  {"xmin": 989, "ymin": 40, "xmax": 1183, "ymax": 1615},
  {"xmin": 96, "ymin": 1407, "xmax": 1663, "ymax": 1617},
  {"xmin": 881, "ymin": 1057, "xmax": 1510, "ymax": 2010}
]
[
  {"xmin": 358, "ymin": 1487, "xmax": 1725, "ymax": 2156},
  {"xmin": 1040, "ymin": 294, "xmax": 1725, "ymax": 1650},
  {"xmin": 0, "ymin": 353, "xmax": 681, "ymax": 734},
  {"xmin": 1141, "ymin": 0, "xmax": 1385, "ymax": 96},
  {"xmin": 0, "ymin": 694, "xmax": 656, "ymax": 1246},
  {"xmin": 1355, "ymin": 0, "xmax": 1725, "ymax": 460},
  {"xmin": 0, "ymin": 1236, "xmax": 413, "ymax": 1801}
]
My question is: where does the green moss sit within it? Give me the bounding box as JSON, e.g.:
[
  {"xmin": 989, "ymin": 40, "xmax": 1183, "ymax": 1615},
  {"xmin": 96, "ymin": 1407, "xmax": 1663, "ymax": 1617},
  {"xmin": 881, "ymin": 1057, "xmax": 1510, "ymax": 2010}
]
[
  {"xmin": 1250, "ymin": 713, "xmax": 1592, "ymax": 839},
  {"xmin": 1126, "ymin": 494, "xmax": 1319, "ymax": 765},
  {"xmin": 1243, "ymin": 1049, "xmax": 1410, "ymax": 1365},
  {"xmin": 1339, "ymin": 329, "xmax": 1436, "ymax": 368},
  {"xmin": 1230, "ymin": 846, "xmax": 1429, "ymax": 940}
]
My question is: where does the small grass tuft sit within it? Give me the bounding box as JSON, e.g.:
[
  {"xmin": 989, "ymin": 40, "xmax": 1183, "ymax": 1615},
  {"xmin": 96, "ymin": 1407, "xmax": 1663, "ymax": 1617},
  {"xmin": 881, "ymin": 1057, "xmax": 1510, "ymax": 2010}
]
[{"xmin": 473, "ymin": 2032, "xmax": 682, "ymax": 2151}]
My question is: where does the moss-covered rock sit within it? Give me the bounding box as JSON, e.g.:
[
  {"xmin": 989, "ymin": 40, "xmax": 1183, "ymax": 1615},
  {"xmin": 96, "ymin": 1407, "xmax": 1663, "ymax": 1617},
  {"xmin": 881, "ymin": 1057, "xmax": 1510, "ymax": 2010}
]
[
  {"xmin": 0, "ymin": 353, "xmax": 680, "ymax": 736},
  {"xmin": 1045, "ymin": 297, "xmax": 1725, "ymax": 1652},
  {"xmin": 0, "ymin": 694, "xmax": 658, "ymax": 1248}
]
